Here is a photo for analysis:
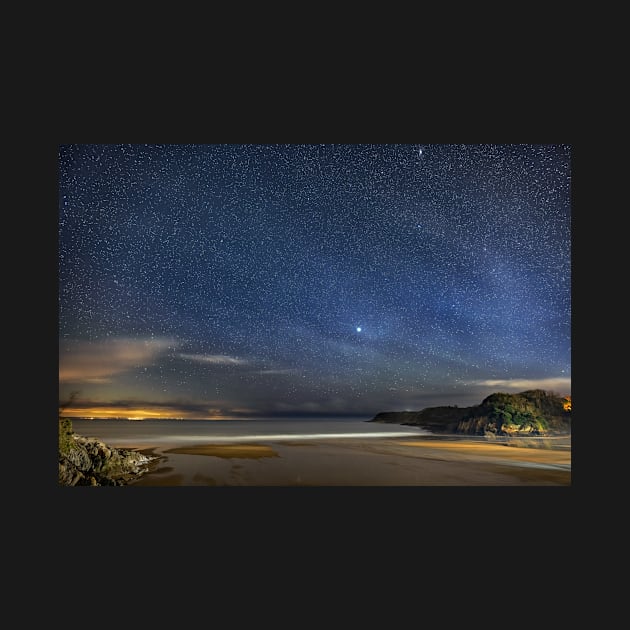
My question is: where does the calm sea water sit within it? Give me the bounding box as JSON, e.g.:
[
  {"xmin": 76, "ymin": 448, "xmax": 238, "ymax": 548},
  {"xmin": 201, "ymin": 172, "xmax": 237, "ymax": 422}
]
[{"xmin": 69, "ymin": 417, "xmax": 431, "ymax": 449}]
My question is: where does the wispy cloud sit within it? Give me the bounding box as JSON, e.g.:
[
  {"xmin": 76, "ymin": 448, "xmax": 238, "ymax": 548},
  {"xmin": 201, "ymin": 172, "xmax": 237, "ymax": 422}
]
[
  {"xmin": 59, "ymin": 337, "xmax": 177, "ymax": 383},
  {"xmin": 469, "ymin": 377, "xmax": 571, "ymax": 392},
  {"xmin": 178, "ymin": 353, "xmax": 247, "ymax": 365}
]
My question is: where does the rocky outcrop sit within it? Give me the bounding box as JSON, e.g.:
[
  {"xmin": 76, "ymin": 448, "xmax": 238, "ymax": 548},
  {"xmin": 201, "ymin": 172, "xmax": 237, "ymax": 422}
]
[
  {"xmin": 59, "ymin": 419, "xmax": 157, "ymax": 486},
  {"xmin": 371, "ymin": 407, "xmax": 469, "ymax": 433},
  {"xmin": 369, "ymin": 390, "xmax": 571, "ymax": 437}
]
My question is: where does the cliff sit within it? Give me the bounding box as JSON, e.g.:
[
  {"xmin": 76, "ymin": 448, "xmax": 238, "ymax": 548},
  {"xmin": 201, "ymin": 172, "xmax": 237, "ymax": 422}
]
[
  {"xmin": 369, "ymin": 390, "xmax": 571, "ymax": 436},
  {"xmin": 58, "ymin": 418, "xmax": 157, "ymax": 486}
]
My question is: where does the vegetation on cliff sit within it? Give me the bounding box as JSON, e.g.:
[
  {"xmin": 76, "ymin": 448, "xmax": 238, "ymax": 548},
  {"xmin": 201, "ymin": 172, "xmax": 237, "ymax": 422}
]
[
  {"xmin": 370, "ymin": 390, "xmax": 571, "ymax": 436},
  {"xmin": 59, "ymin": 417, "xmax": 75, "ymax": 457}
]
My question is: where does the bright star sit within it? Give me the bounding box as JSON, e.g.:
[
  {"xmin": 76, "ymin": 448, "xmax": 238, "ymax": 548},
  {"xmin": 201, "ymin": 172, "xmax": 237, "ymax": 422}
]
[{"xmin": 356, "ymin": 327, "xmax": 362, "ymax": 333}]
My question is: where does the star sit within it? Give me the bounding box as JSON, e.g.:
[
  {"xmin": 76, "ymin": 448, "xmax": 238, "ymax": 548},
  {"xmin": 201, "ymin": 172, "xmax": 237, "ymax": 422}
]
[{"xmin": 58, "ymin": 144, "xmax": 571, "ymax": 420}]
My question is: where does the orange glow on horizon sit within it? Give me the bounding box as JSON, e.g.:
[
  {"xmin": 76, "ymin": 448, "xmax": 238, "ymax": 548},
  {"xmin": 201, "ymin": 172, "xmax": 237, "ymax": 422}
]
[{"xmin": 59, "ymin": 406, "xmax": 227, "ymax": 420}]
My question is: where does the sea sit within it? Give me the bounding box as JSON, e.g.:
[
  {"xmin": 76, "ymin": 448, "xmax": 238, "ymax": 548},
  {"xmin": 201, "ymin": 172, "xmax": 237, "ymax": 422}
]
[{"xmin": 69, "ymin": 416, "xmax": 431, "ymax": 449}]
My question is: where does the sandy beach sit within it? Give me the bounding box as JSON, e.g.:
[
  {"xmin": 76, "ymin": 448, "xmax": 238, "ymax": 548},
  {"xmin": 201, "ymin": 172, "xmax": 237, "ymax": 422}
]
[{"xmin": 128, "ymin": 435, "xmax": 571, "ymax": 486}]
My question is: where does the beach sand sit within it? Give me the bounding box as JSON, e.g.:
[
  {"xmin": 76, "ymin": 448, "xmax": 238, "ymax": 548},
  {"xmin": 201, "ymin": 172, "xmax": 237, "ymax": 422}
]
[{"xmin": 128, "ymin": 435, "xmax": 571, "ymax": 486}]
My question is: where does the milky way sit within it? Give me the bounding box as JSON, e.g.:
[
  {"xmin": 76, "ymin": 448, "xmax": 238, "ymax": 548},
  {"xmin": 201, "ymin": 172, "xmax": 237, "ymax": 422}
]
[{"xmin": 58, "ymin": 144, "xmax": 571, "ymax": 419}]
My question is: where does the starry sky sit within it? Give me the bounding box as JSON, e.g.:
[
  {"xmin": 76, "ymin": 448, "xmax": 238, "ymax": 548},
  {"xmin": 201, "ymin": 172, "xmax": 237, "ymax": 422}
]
[{"xmin": 58, "ymin": 144, "xmax": 571, "ymax": 420}]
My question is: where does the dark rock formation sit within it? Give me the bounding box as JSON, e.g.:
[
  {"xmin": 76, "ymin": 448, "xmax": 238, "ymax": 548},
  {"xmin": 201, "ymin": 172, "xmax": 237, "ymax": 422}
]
[
  {"xmin": 369, "ymin": 390, "xmax": 571, "ymax": 436},
  {"xmin": 58, "ymin": 419, "xmax": 157, "ymax": 486},
  {"xmin": 371, "ymin": 407, "xmax": 469, "ymax": 433}
]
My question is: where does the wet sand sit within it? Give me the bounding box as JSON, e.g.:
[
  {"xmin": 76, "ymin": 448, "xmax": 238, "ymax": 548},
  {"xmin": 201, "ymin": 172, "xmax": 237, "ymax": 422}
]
[
  {"xmin": 129, "ymin": 435, "xmax": 571, "ymax": 486},
  {"xmin": 165, "ymin": 444, "xmax": 279, "ymax": 459}
]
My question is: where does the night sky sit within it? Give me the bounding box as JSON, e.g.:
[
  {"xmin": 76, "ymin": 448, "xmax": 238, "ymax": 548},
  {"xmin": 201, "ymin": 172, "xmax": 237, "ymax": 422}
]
[{"xmin": 58, "ymin": 144, "xmax": 571, "ymax": 420}]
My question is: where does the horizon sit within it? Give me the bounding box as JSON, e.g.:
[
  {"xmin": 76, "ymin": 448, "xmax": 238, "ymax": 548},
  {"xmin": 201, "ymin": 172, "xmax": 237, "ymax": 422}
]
[
  {"xmin": 59, "ymin": 144, "xmax": 571, "ymax": 419},
  {"xmin": 60, "ymin": 386, "xmax": 572, "ymax": 422}
]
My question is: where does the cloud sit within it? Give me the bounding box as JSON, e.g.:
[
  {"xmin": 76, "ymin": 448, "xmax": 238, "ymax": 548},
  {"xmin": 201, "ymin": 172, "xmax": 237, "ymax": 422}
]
[
  {"xmin": 469, "ymin": 377, "xmax": 571, "ymax": 392},
  {"xmin": 178, "ymin": 353, "xmax": 247, "ymax": 365},
  {"xmin": 59, "ymin": 337, "xmax": 177, "ymax": 383}
]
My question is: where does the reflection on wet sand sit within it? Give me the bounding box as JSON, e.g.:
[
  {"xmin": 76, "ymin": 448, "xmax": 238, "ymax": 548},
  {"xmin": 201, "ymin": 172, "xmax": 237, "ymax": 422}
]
[
  {"xmin": 394, "ymin": 439, "xmax": 571, "ymax": 467},
  {"xmin": 165, "ymin": 444, "xmax": 279, "ymax": 459},
  {"xmin": 128, "ymin": 436, "xmax": 570, "ymax": 487}
]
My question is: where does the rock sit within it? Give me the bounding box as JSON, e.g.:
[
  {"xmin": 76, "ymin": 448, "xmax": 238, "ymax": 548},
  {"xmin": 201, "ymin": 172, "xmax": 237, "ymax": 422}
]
[
  {"xmin": 369, "ymin": 390, "xmax": 571, "ymax": 437},
  {"xmin": 59, "ymin": 421, "xmax": 158, "ymax": 486}
]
